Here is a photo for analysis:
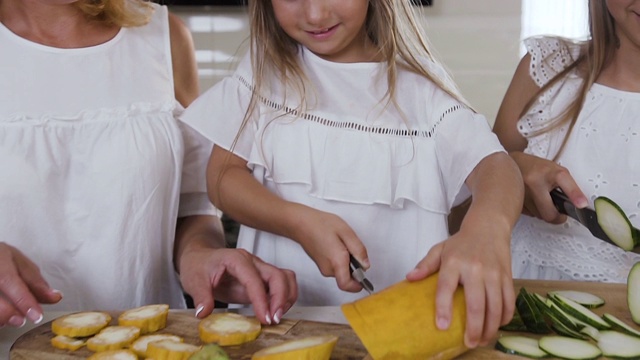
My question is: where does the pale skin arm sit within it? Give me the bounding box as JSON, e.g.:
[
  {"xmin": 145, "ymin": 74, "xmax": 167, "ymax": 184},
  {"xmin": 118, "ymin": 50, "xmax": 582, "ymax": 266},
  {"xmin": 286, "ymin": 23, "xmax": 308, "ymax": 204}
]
[
  {"xmin": 169, "ymin": 14, "xmax": 297, "ymax": 325},
  {"xmin": 207, "ymin": 146, "xmax": 370, "ymax": 294},
  {"xmin": 407, "ymin": 152, "xmax": 523, "ymax": 348},
  {"xmin": 493, "ymin": 53, "xmax": 588, "ymax": 223}
]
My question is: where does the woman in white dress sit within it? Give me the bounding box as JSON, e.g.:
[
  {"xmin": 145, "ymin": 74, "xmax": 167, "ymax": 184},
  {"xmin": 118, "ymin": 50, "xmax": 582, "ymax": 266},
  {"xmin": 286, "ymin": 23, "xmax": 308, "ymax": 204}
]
[
  {"xmin": 0, "ymin": 0, "xmax": 296, "ymax": 329},
  {"xmin": 182, "ymin": 0, "xmax": 524, "ymax": 348},
  {"xmin": 494, "ymin": 0, "xmax": 640, "ymax": 283}
]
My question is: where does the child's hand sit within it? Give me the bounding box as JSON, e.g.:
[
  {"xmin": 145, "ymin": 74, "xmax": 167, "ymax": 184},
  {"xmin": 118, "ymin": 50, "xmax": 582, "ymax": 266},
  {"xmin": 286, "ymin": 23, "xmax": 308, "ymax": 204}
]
[
  {"xmin": 289, "ymin": 205, "xmax": 369, "ymax": 293},
  {"xmin": 406, "ymin": 225, "xmax": 514, "ymax": 349},
  {"xmin": 510, "ymin": 152, "xmax": 588, "ymax": 222}
]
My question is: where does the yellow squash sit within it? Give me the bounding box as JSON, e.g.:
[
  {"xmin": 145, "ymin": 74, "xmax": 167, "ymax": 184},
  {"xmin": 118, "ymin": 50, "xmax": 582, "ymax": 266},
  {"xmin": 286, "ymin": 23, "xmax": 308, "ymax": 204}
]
[
  {"xmin": 251, "ymin": 335, "xmax": 338, "ymax": 360},
  {"xmin": 341, "ymin": 273, "xmax": 468, "ymax": 360},
  {"xmin": 118, "ymin": 304, "xmax": 169, "ymax": 334},
  {"xmin": 199, "ymin": 313, "xmax": 261, "ymax": 346}
]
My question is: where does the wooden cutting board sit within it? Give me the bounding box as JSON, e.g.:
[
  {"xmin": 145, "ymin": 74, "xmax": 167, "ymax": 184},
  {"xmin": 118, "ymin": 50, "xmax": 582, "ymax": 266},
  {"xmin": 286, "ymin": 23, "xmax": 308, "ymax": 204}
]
[
  {"xmin": 10, "ymin": 312, "xmax": 368, "ymax": 359},
  {"xmin": 9, "ymin": 279, "xmax": 634, "ymax": 359}
]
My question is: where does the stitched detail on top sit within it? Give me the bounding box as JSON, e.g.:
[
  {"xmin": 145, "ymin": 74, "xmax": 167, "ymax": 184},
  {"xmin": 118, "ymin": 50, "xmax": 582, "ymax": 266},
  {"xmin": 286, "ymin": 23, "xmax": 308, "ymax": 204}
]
[{"xmin": 237, "ymin": 75, "xmax": 462, "ymax": 138}]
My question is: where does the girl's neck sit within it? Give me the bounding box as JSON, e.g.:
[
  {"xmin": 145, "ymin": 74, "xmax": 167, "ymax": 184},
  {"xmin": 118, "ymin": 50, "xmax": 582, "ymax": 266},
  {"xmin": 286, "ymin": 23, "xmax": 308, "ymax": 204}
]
[
  {"xmin": 0, "ymin": 0, "xmax": 119, "ymax": 48},
  {"xmin": 597, "ymin": 38, "xmax": 640, "ymax": 92}
]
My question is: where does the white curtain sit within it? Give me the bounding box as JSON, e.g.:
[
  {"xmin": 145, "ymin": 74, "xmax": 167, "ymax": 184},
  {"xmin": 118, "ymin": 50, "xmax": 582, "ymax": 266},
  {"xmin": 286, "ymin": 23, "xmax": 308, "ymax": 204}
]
[{"xmin": 521, "ymin": 0, "xmax": 589, "ymax": 55}]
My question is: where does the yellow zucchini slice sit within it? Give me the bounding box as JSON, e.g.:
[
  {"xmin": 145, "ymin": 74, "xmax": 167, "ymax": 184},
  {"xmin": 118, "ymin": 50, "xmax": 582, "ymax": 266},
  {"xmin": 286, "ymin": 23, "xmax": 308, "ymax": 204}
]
[
  {"xmin": 86, "ymin": 325, "xmax": 141, "ymax": 352},
  {"xmin": 51, "ymin": 311, "xmax": 112, "ymax": 337},
  {"xmin": 50, "ymin": 334, "xmax": 86, "ymax": 351},
  {"xmin": 251, "ymin": 335, "xmax": 338, "ymax": 360},
  {"xmin": 341, "ymin": 273, "xmax": 468, "ymax": 360},
  {"xmin": 86, "ymin": 349, "xmax": 138, "ymax": 359},
  {"xmin": 118, "ymin": 304, "xmax": 169, "ymax": 334},
  {"xmin": 146, "ymin": 339, "xmax": 201, "ymax": 360},
  {"xmin": 199, "ymin": 313, "xmax": 261, "ymax": 346},
  {"xmin": 130, "ymin": 333, "xmax": 184, "ymax": 358}
]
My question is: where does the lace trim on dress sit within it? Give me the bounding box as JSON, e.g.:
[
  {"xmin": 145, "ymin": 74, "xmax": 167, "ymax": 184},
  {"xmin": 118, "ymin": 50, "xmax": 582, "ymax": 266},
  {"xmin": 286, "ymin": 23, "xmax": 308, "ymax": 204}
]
[
  {"xmin": 237, "ymin": 75, "xmax": 462, "ymax": 137},
  {"xmin": 0, "ymin": 101, "xmax": 176, "ymax": 124}
]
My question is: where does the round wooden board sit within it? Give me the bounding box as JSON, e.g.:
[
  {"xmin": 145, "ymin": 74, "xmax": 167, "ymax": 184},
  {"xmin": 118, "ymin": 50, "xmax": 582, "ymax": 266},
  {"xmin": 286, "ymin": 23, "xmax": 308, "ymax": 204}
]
[{"xmin": 10, "ymin": 311, "xmax": 368, "ymax": 360}]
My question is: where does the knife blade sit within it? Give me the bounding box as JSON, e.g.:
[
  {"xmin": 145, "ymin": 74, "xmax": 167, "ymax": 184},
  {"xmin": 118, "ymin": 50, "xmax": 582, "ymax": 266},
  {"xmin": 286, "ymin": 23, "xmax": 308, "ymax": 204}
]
[
  {"xmin": 349, "ymin": 254, "xmax": 374, "ymax": 294},
  {"xmin": 550, "ymin": 188, "xmax": 615, "ymax": 244}
]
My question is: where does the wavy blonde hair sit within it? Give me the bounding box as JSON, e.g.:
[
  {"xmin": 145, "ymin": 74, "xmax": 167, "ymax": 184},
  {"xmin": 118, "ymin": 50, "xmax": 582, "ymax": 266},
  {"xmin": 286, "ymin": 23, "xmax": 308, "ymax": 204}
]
[
  {"xmin": 74, "ymin": 0, "xmax": 153, "ymax": 27},
  {"xmin": 521, "ymin": 0, "xmax": 616, "ymax": 160},
  {"xmin": 244, "ymin": 0, "xmax": 470, "ymax": 123}
]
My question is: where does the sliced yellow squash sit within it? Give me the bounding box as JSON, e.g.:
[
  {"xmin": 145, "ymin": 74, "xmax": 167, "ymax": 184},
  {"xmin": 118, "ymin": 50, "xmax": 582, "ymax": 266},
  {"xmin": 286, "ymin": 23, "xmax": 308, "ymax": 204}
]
[
  {"xmin": 86, "ymin": 325, "xmax": 141, "ymax": 352},
  {"xmin": 86, "ymin": 349, "xmax": 138, "ymax": 359},
  {"xmin": 146, "ymin": 339, "xmax": 201, "ymax": 360},
  {"xmin": 118, "ymin": 304, "xmax": 169, "ymax": 334},
  {"xmin": 251, "ymin": 335, "xmax": 338, "ymax": 360},
  {"xmin": 130, "ymin": 333, "xmax": 184, "ymax": 358},
  {"xmin": 51, "ymin": 311, "xmax": 111, "ymax": 337},
  {"xmin": 199, "ymin": 312, "xmax": 261, "ymax": 346},
  {"xmin": 50, "ymin": 334, "xmax": 86, "ymax": 351},
  {"xmin": 341, "ymin": 273, "xmax": 468, "ymax": 360}
]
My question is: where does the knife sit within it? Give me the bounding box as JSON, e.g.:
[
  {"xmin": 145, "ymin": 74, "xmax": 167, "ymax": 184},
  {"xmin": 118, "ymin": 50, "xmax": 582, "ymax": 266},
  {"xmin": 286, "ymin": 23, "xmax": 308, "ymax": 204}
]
[
  {"xmin": 349, "ymin": 254, "xmax": 374, "ymax": 294},
  {"xmin": 550, "ymin": 188, "xmax": 615, "ymax": 244}
]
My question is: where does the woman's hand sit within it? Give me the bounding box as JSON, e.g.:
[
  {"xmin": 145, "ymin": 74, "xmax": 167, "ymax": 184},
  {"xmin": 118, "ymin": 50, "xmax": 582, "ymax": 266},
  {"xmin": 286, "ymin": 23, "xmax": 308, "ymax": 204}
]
[
  {"xmin": 0, "ymin": 242, "xmax": 62, "ymax": 327},
  {"xmin": 178, "ymin": 247, "xmax": 297, "ymax": 325},
  {"xmin": 511, "ymin": 151, "xmax": 588, "ymax": 223},
  {"xmin": 288, "ymin": 205, "xmax": 369, "ymax": 293}
]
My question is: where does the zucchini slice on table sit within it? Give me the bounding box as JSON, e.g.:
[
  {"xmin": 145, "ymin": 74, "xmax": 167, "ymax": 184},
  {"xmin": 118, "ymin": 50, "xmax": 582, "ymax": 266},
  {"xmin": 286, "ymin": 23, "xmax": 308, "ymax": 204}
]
[
  {"xmin": 597, "ymin": 330, "xmax": 640, "ymax": 359},
  {"xmin": 602, "ymin": 313, "xmax": 640, "ymax": 338},
  {"xmin": 629, "ymin": 261, "xmax": 640, "ymax": 325},
  {"xmin": 517, "ymin": 288, "xmax": 552, "ymax": 334},
  {"xmin": 549, "ymin": 293, "xmax": 610, "ymax": 330},
  {"xmin": 547, "ymin": 290, "xmax": 605, "ymax": 309},
  {"xmin": 595, "ymin": 196, "xmax": 638, "ymax": 251},
  {"xmin": 538, "ymin": 336, "xmax": 601, "ymax": 360},
  {"xmin": 495, "ymin": 336, "xmax": 548, "ymax": 359}
]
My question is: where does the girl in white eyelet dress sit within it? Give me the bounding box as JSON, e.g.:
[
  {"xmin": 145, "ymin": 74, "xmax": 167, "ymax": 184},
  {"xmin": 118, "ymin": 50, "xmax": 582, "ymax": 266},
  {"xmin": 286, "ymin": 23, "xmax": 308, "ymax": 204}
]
[
  {"xmin": 495, "ymin": 0, "xmax": 640, "ymax": 284},
  {"xmin": 182, "ymin": 0, "xmax": 524, "ymax": 346}
]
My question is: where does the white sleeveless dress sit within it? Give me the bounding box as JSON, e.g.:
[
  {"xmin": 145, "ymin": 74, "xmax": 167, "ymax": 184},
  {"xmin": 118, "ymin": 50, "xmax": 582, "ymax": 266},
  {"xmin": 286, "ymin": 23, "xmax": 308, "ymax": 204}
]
[
  {"xmin": 0, "ymin": 4, "xmax": 215, "ymax": 310},
  {"xmin": 511, "ymin": 36, "xmax": 640, "ymax": 283},
  {"xmin": 182, "ymin": 49, "xmax": 505, "ymax": 305}
]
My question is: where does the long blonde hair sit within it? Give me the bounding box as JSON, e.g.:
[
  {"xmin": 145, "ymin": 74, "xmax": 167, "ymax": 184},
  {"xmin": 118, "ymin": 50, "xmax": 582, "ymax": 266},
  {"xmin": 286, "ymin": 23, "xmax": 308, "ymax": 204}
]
[
  {"xmin": 74, "ymin": 0, "xmax": 153, "ymax": 27},
  {"xmin": 244, "ymin": 0, "xmax": 470, "ymax": 122},
  {"xmin": 521, "ymin": 0, "xmax": 616, "ymax": 160}
]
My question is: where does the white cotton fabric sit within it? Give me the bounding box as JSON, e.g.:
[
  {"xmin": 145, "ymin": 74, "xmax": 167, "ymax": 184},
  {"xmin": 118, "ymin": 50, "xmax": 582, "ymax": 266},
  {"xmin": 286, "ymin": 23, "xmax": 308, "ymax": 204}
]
[
  {"xmin": 512, "ymin": 36, "xmax": 640, "ymax": 283},
  {"xmin": 182, "ymin": 48, "xmax": 504, "ymax": 305},
  {"xmin": 0, "ymin": 4, "xmax": 216, "ymax": 310}
]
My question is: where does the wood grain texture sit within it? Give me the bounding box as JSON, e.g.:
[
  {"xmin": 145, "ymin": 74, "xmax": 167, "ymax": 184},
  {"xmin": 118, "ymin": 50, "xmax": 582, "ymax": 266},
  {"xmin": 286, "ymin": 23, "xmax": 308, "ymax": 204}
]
[{"xmin": 9, "ymin": 279, "xmax": 634, "ymax": 359}]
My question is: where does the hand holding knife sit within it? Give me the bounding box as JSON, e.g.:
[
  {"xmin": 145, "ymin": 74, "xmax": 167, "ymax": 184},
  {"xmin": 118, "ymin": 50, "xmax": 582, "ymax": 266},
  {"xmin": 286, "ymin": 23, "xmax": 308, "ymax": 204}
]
[{"xmin": 349, "ymin": 254, "xmax": 374, "ymax": 294}]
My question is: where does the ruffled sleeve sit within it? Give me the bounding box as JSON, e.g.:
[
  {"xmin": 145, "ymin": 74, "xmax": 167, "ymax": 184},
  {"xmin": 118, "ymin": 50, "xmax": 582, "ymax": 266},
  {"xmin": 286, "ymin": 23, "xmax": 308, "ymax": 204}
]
[{"xmin": 524, "ymin": 36, "xmax": 582, "ymax": 88}]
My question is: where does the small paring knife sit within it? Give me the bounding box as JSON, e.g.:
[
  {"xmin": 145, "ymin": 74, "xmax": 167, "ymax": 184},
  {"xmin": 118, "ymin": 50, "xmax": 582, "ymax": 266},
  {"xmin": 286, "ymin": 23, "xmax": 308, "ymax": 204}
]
[
  {"xmin": 349, "ymin": 254, "xmax": 374, "ymax": 294},
  {"xmin": 550, "ymin": 188, "xmax": 613, "ymax": 243}
]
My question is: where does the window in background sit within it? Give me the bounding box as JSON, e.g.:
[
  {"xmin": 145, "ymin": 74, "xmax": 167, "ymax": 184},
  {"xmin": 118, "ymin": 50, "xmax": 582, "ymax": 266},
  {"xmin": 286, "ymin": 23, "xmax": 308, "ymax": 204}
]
[{"xmin": 520, "ymin": 0, "xmax": 589, "ymax": 56}]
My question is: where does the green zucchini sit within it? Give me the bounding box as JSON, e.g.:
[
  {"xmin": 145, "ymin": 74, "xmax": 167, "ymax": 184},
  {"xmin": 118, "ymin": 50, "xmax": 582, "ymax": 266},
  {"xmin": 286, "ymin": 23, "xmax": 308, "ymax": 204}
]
[
  {"xmin": 602, "ymin": 313, "xmax": 640, "ymax": 338},
  {"xmin": 595, "ymin": 196, "xmax": 638, "ymax": 251},
  {"xmin": 548, "ymin": 290, "xmax": 605, "ymax": 309},
  {"xmin": 628, "ymin": 262, "xmax": 640, "ymax": 325},
  {"xmin": 549, "ymin": 293, "xmax": 610, "ymax": 330},
  {"xmin": 517, "ymin": 288, "xmax": 552, "ymax": 334},
  {"xmin": 597, "ymin": 330, "xmax": 640, "ymax": 359},
  {"xmin": 500, "ymin": 311, "xmax": 529, "ymax": 332},
  {"xmin": 538, "ymin": 336, "xmax": 602, "ymax": 360},
  {"xmin": 495, "ymin": 335, "xmax": 549, "ymax": 358},
  {"xmin": 579, "ymin": 324, "xmax": 601, "ymax": 341}
]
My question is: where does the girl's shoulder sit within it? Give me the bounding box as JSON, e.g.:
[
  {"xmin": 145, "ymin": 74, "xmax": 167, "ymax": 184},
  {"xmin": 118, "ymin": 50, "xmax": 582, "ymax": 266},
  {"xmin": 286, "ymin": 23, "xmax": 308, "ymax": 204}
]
[{"xmin": 523, "ymin": 36, "xmax": 585, "ymax": 87}]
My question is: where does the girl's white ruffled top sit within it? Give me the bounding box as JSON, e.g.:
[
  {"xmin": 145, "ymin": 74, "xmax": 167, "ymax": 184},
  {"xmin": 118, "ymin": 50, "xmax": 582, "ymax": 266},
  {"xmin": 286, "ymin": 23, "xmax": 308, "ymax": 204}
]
[
  {"xmin": 182, "ymin": 48, "xmax": 504, "ymax": 305},
  {"xmin": 511, "ymin": 36, "xmax": 640, "ymax": 283},
  {"xmin": 0, "ymin": 4, "xmax": 215, "ymax": 310}
]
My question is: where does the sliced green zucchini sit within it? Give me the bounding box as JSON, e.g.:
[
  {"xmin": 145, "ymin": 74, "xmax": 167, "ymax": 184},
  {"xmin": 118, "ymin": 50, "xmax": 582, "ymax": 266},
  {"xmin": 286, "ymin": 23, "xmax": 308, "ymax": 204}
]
[
  {"xmin": 579, "ymin": 324, "xmax": 601, "ymax": 341},
  {"xmin": 548, "ymin": 290, "xmax": 605, "ymax": 309},
  {"xmin": 602, "ymin": 313, "xmax": 640, "ymax": 338},
  {"xmin": 538, "ymin": 336, "xmax": 601, "ymax": 360},
  {"xmin": 595, "ymin": 196, "xmax": 638, "ymax": 251},
  {"xmin": 517, "ymin": 288, "xmax": 552, "ymax": 334},
  {"xmin": 531, "ymin": 292, "xmax": 550, "ymax": 312},
  {"xmin": 495, "ymin": 335, "xmax": 549, "ymax": 358},
  {"xmin": 500, "ymin": 311, "xmax": 529, "ymax": 332},
  {"xmin": 628, "ymin": 262, "xmax": 640, "ymax": 325},
  {"xmin": 549, "ymin": 293, "xmax": 610, "ymax": 330},
  {"xmin": 545, "ymin": 301, "xmax": 582, "ymax": 332},
  {"xmin": 597, "ymin": 330, "xmax": 640, "ymax": 359}
]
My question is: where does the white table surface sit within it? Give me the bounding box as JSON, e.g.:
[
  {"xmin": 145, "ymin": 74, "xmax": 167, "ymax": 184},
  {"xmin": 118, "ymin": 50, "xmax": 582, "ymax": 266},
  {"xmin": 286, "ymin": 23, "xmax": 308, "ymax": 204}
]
[{"xmin": 0, "ymin": 306, "xmax": 347, "ymax": 358}]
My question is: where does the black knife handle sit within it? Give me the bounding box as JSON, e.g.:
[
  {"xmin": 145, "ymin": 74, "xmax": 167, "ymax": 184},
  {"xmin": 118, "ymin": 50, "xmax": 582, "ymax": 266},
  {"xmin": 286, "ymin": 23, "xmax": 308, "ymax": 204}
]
[{"xmin": 550, "ymin": 189, "xmax": 570, "ymax": 215}]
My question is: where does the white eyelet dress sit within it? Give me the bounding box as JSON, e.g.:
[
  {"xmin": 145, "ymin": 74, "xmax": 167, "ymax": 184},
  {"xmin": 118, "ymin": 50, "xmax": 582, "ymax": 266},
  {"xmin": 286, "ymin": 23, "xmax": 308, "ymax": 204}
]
[
  {"xmin": 0, "ymin": 4, "xmax": 215, "ymax": 310},
  {"xmin": 181, "ymin": 48, "xmax": 505, "ymax": 305},
  {"xmin": 511, "ymin": 36, "xmax": 640, "ymax": 283}
]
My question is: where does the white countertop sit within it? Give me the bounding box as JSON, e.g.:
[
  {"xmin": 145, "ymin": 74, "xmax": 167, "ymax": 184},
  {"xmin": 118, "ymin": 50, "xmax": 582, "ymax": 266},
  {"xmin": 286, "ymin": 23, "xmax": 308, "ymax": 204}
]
[{"xmin": 0, "ymin": 306, "xmax": 347, "ymax": 358}]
